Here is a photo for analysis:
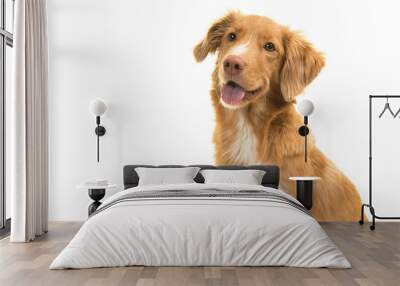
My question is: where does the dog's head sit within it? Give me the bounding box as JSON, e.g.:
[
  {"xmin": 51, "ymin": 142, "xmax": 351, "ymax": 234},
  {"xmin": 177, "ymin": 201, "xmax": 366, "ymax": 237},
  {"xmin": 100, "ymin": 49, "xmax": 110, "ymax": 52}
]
[{"xmin": 194, "ymin": 12, "xmax": 325, "ymax": 109}]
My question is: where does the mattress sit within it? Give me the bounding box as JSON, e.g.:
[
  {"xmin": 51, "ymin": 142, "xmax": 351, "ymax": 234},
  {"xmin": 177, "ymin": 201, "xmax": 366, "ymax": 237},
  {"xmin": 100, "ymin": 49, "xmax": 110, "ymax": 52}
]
[{"xmin": 50, "ymin": 183, "xmax": 350, "ymax": 269}]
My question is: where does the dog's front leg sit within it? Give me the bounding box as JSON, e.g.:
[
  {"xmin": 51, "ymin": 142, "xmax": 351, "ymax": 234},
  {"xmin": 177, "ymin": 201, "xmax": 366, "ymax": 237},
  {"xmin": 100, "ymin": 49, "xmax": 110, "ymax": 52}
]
[
  {"xmin": 279, "ymin": 146, "xmax": 363, "ymax": 221},
  {"xmin": 262, "ymin": 117, "xmax": 363, "ymax": 221}
]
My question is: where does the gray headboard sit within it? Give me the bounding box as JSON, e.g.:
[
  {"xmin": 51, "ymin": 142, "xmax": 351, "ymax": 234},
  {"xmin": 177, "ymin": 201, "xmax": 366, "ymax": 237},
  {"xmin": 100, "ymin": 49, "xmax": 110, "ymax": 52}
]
[{"xmin": 123, "ymin": 165, "xmax": 280, "ymax": 189}]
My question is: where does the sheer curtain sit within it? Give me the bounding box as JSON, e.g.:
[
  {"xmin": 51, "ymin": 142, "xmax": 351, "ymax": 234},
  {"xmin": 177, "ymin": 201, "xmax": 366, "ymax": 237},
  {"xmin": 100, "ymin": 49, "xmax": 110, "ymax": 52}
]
[{"xmin": 9, "ymin": 0, "xmax": 48, "ymax": 242}]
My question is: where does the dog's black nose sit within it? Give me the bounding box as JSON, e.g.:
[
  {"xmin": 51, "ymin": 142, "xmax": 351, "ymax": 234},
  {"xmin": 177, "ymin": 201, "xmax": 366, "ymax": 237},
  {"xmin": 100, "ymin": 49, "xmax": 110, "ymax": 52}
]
[{"xmin": 223, "ymin": 55, "xmax": 245, "ymax": 76}]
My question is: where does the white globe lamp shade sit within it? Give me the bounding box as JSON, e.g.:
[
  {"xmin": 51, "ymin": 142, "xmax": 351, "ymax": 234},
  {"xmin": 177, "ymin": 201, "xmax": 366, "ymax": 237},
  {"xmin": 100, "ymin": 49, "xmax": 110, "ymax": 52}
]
[
  {"xmin": 89, "ymin": 99, "xmax": 107, "ymax": 116},
  {"xmin": 297, "ymin": 99, "xmax": 314, "ymax": 116}
]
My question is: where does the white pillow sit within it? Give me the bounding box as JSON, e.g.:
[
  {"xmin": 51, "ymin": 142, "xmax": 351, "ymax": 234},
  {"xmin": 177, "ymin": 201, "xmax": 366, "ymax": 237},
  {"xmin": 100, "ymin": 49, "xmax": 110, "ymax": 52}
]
[
  {"xmin": 200, "ymin": 169, "xmax": 266, "ymax": 185},
  {"xmin": 135, "ymin": 167, "xmax": 200, "ymax": 186}
]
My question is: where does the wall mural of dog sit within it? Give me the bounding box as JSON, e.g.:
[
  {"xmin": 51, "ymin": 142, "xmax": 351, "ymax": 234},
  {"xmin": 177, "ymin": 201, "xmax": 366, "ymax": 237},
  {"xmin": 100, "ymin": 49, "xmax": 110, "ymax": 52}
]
[{"xmin": 193, "ymin": 11, "xmax": 362, "ymax": 221}]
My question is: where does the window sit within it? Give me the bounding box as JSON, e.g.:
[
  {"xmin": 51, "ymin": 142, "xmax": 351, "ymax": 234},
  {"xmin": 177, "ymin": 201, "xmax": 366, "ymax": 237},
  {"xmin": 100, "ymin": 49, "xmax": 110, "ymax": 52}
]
[{"xmin": 0, "ymin": 0, "xmax": 14, "ymax": 234}]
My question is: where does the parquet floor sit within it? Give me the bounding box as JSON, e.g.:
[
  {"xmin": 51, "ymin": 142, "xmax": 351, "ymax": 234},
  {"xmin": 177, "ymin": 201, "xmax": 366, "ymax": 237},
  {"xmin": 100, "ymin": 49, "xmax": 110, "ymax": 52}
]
[{"xmin": 0, "ymin": 222, "xmax": 399, "ymax": 286}]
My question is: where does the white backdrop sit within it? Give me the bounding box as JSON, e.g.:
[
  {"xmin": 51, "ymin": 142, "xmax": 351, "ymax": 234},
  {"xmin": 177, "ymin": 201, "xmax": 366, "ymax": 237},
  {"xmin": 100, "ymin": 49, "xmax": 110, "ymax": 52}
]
[{"xmin": 48, "ymin": 0, "xmax": 400, "ymax": 221}]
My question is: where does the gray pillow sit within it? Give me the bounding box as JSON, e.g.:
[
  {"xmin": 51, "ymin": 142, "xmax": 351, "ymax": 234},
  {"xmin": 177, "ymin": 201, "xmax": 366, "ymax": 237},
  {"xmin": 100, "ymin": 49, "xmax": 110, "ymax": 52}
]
[
  {"xmin": 135, "ymin": 167, "xmax": 201, "ymax": 186},
  {"xmin": 200, "ymin": 169, "xmax": 266, "ymax": 185}
]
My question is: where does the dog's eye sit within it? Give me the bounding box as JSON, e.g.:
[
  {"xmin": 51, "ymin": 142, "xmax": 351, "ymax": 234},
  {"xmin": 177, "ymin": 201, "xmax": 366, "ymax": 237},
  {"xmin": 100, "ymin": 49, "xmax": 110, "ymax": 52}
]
[
  {"xmin": 264, "ymin": 42, "xmax": 275, "ymax": 52},
  {"xmin": 227, "ymin": 33, "xmax": 236, "ymax": 41}
]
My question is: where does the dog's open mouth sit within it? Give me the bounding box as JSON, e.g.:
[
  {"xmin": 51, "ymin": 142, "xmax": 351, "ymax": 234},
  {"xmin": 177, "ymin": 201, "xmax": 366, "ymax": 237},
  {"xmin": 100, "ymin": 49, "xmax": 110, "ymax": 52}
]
[{"xmin": 220, "ymin": 81, "xmax": 261, "ymax": 106}]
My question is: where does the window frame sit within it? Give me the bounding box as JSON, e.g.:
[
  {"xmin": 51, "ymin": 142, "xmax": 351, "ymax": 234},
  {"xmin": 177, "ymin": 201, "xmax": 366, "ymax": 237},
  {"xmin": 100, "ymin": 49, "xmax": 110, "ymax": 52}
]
[{"xmin": 0, "ymin": 0, "xmax": 14, "ymax": 233}]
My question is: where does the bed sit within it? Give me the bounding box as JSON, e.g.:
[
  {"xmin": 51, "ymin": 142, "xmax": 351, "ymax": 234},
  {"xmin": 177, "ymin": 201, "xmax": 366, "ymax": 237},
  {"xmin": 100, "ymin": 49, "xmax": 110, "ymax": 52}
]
[{"xmin": 50, "ymin": 165, "xmax": 350, "ymax": 269}]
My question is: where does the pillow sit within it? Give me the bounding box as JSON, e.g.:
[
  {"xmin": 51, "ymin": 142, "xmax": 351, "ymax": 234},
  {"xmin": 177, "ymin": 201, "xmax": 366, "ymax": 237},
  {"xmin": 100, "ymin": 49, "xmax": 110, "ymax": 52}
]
[
  {"xmin": 135, "ymin": 167, "xmax": 201, "ymax": 186},
  {"xmin": 200, "ymin": 169, "xmax": 266, "ymax": 185}
]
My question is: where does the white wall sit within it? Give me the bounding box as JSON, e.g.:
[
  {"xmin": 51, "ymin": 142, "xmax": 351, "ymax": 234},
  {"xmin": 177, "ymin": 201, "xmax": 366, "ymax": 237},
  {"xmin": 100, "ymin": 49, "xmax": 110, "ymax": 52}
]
[{"xmin": 48, "ymin": 0, "xmax": 400, "ymax": 221}]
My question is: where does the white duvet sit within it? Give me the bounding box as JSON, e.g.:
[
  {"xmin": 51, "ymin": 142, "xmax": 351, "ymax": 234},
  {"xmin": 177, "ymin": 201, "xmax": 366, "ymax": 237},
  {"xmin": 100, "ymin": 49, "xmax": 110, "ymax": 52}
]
[{"xmin": 50, "ymin": 183, "xmax": 350, "ymax": 269}]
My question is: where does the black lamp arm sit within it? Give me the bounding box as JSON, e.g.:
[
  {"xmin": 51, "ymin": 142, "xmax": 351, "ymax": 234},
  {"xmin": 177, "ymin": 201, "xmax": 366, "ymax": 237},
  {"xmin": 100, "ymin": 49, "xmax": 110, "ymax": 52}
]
[
  {"xmin": 94, "ymin": 116, "xmax": 106, "ymax": 162},
  {"xmin": 298, "ymin": 116, "xmax": 309, "ymax": 163}
]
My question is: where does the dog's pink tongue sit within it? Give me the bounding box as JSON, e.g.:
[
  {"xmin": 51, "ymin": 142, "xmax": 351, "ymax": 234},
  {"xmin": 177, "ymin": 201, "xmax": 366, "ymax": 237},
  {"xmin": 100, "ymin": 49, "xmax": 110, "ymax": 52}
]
[{"xmin": 221, "ymin": 83, "xmax": 245, "ymax": 105}]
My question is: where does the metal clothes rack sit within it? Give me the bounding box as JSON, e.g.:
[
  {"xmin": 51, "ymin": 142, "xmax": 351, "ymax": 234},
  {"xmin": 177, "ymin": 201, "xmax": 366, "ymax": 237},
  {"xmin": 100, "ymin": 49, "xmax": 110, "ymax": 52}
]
[{"xmin": 359, "ymin": 95, "xmax": 400, "ymax": 230}]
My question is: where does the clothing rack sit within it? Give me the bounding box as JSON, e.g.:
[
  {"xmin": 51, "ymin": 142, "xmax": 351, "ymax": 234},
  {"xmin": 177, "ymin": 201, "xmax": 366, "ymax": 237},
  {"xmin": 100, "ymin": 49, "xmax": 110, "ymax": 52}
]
[{"xmin": 359, "ymin": 95, "xmax": 400, "ymax": 230}]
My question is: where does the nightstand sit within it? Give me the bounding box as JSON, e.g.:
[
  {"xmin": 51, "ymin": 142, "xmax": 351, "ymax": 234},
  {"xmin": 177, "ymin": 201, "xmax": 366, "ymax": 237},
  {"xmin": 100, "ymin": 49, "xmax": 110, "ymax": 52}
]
[
  {"xmin": 77, "ymin": 183, "xmax": 117, "ymax": 216},
  {"xmin": 289, "ymin": 177, "xmax": 320, "ymax": 210}
]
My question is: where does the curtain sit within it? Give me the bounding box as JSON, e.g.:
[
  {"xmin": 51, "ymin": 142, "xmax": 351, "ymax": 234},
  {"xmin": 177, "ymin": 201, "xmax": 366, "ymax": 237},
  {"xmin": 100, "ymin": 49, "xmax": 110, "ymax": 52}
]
[{"xmin": 9, "ymin": 0, "xmax": 48, "ymax": 242}]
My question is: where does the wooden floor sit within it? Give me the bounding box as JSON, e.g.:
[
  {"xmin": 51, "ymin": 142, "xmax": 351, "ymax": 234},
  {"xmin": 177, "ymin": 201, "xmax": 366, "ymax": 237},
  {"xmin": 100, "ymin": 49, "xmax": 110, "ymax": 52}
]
[{"xmin": 0, "ymin": 222, "xmax": 399, "ymax": 286}]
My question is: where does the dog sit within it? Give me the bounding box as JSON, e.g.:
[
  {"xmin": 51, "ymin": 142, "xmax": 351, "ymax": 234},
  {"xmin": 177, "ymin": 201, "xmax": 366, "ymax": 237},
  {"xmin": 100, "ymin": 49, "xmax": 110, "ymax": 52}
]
[{"xmin": 193, "ymin": 11, "xmax": 362, "ymax": 221}]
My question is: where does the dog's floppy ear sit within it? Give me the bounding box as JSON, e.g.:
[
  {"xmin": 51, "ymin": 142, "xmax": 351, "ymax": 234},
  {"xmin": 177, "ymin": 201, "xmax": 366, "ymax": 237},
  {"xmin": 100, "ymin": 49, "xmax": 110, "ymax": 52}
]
[
  {"xmin": 280, "ymin": 30, "xmax": 325, "ymax": 102},
  {"xmin": 193, "ymin": 11, "xmax": 238, "ymax": 62}
]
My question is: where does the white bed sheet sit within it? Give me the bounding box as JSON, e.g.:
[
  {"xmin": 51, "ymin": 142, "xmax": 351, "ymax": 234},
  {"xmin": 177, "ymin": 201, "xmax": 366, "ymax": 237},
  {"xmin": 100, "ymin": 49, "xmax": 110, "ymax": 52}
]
[{"xmin": 50, "ymin": 183, "xmax": 350, "ymax": 269}]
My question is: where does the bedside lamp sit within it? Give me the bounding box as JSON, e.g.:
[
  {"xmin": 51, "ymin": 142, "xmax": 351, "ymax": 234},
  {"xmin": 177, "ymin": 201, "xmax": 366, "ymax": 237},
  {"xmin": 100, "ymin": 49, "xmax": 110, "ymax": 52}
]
[
  {"xmin": 297, "ymin": 99, "xmax": 315, "ymax": 163},
  {"xmin": 89, "ymin": 99, "xmax": 107, "ymax": 162}
]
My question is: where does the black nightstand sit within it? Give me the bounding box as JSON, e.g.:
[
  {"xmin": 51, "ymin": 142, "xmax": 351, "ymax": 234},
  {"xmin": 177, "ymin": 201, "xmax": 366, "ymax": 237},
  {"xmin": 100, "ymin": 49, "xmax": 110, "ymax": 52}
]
[
  {"xmin": 289, "ymin": 177, "xmax": 320, "ymax": 210},
  {"xmin": 77, "ymin": 184, "xmax": 116, "ymax": 216}
]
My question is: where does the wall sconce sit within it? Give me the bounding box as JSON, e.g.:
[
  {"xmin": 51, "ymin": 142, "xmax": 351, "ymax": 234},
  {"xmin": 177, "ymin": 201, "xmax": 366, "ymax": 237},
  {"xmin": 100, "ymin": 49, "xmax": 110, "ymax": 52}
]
[
  {"xmin": 89, "ymin": 99, "xmax": 107, "ymax": 162},
  {"xmin": 297, "ymin": 99, "xmax": 315, "ymax": 163}
]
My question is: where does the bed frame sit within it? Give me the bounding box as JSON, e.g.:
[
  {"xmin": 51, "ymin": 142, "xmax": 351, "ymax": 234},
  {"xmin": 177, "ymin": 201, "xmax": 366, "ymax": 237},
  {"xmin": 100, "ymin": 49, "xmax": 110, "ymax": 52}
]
[{"xmin": 123, "ymin": 165, "xmax": 280, "ymax": 189}]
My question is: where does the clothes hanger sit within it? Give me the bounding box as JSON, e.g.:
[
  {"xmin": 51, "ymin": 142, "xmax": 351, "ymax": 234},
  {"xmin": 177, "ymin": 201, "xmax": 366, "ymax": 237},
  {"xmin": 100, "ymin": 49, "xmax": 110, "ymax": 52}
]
[
  {"xmin": 378, "ymin": 97, "xmax": 395, "ymax": 118},
  {"xmin": 394, "ymin": 107, "xmax": 400, "ymax": 118}
]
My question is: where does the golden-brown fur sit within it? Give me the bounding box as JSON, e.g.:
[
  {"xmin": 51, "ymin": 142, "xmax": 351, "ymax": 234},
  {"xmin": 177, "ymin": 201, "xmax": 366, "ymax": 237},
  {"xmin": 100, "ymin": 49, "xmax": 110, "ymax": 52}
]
[{"xmin": 194, "ymin": 12, "xmax": 363, "ymax": 221}]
